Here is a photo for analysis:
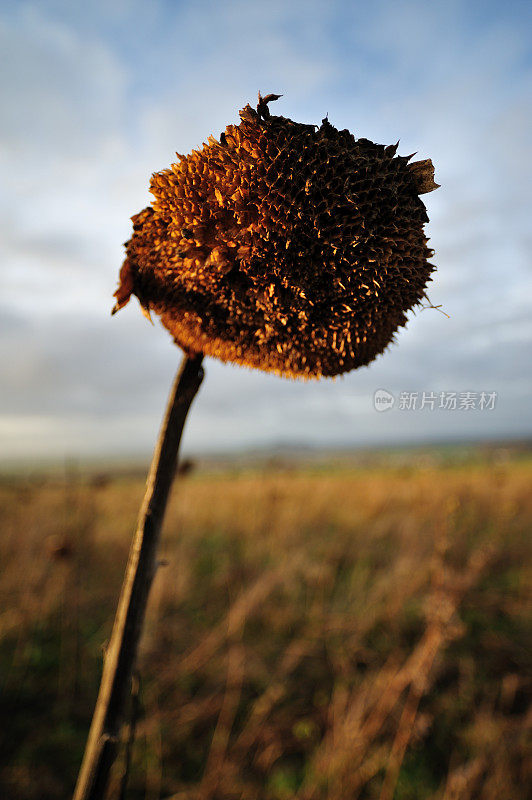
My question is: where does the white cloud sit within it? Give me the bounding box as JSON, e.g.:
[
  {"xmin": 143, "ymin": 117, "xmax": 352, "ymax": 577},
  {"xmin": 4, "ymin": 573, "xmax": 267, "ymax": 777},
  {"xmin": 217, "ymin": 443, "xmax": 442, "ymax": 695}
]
[{"xmin": 1, "ymin": 0, "xmax": 531, "ymax": 461}]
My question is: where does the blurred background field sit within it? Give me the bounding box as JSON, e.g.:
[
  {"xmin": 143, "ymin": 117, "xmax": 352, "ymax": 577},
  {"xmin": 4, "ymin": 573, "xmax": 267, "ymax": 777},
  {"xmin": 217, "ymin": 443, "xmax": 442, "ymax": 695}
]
[{"xmin": 0, "ymin": 443, "xmax": 530, "ymax": 799}]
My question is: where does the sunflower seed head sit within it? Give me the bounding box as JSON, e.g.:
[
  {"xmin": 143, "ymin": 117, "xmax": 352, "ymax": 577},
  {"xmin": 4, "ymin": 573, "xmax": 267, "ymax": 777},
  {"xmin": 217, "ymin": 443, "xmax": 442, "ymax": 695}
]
[{"xmin": 114, "ymin": 95, "xmax": 438, "ymax": 378}]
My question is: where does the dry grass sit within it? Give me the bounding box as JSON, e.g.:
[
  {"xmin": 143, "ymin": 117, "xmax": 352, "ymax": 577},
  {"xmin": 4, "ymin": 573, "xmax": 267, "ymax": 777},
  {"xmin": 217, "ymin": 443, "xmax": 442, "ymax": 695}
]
[{"xmin": 0, "ymin": 452, "xmax": 530, "ymax": 799}]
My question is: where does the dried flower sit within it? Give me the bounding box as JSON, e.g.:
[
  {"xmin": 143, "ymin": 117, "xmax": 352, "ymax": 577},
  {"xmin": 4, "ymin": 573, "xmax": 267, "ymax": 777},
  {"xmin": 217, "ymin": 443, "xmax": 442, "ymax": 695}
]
[{"xmin": 114, "ymin": 94, "xmax": 438, "ymax": 378}]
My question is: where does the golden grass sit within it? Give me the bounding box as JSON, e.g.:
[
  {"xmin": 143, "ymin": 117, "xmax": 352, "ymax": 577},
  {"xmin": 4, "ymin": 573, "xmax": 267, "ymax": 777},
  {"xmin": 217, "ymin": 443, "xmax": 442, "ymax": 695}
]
[{"xmin": 0, "ymin": 455, "xmax": 530, "ymax": 799}]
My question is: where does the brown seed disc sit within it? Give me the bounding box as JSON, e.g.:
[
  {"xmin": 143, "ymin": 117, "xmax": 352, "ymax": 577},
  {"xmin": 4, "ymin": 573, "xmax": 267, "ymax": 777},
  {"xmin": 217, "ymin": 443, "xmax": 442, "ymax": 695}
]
[{"xmin": 114, "ymin": 94, "xmax": 438, "ymax": 378}]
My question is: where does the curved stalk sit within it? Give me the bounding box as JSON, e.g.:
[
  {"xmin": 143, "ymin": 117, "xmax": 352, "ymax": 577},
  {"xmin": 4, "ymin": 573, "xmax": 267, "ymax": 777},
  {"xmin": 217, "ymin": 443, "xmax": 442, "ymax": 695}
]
[{"xmin": 73, "ymin": 353, "xmax": 204, "ymax": 800}]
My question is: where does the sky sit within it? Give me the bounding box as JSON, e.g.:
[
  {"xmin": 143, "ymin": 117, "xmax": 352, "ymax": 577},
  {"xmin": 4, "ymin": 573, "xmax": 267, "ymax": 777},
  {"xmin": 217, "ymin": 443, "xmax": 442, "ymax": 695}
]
[{"xmin": 1, "ymin": 0, "xmax": 531, "ymax": 461}]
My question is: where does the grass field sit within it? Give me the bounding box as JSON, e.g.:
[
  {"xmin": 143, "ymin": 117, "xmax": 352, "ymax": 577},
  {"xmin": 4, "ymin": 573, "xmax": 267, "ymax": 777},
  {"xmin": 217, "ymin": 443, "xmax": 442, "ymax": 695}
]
[{"xmin": 1, "ymin": 449, "xmax": 530, "ymax": 799}]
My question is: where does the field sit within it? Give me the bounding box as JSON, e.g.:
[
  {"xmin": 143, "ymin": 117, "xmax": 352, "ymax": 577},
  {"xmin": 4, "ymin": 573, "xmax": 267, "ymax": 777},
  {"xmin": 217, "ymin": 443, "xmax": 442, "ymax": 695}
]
[{"xmin": 1, "ymin": 448, "xmax": 530, "ymax": 799}]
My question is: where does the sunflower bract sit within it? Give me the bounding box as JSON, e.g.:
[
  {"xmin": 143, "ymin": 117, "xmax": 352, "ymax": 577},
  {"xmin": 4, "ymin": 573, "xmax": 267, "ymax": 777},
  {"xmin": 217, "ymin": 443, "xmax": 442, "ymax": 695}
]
[{"xmin": 114, "ymin": 95, "xmax": 438, "ymax": 378}]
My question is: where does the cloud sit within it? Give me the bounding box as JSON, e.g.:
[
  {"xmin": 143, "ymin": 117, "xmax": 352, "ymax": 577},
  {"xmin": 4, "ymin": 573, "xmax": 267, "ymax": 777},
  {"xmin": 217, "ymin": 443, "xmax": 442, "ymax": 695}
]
[{"xmin": 1, "ymin": 0, "xmax": 531, "ymax": 461}]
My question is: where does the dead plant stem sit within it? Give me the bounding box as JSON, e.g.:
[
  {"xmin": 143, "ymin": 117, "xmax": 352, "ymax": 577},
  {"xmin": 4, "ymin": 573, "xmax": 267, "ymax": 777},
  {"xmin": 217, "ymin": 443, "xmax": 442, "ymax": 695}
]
[{"xmin": 73, "ymin": 353, "xmax": 204, "ymax": 800}]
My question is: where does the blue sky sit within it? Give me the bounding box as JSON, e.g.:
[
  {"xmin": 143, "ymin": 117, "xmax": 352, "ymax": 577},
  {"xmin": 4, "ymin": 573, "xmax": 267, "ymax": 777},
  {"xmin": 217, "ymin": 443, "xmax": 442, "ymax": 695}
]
[{"xmin": 1, "ymin": 0, "xmax": 531, "ymax": 460}]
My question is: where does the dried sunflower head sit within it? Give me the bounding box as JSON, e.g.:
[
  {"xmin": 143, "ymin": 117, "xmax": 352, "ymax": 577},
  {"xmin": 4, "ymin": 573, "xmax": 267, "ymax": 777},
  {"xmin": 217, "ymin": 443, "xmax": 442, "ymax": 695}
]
[{"xmin": 114, "ymin": 93, "xmax": 438, "ymax": 378}]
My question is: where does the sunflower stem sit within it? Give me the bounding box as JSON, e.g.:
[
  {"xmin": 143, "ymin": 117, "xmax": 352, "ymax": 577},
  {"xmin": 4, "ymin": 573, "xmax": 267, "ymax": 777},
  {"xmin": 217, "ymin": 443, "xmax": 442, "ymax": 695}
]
[{"xmin": 73, "ymin": 353, "xmax": 204, "ymax": 800}]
